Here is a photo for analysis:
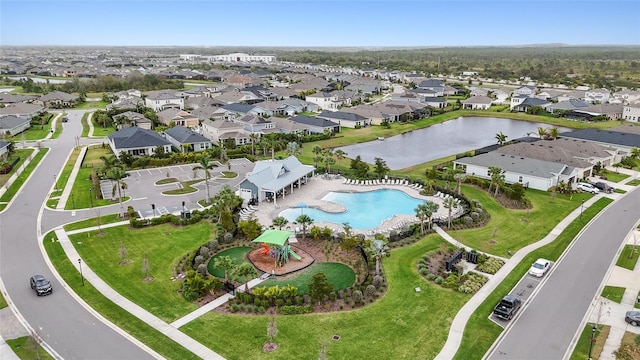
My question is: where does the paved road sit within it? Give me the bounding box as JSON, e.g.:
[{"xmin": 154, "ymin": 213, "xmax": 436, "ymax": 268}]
[
  {"xmin": 487, "ymin": 188, "xmax": 640, "ymax": 359},
  {"xmin": 0, "ymin": 110, "xmax": 155, "ymax": 359}
]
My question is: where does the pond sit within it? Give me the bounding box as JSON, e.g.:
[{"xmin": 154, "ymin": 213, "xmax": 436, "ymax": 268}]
[{"xmin": 336, "ymin": 116, "xmax": 570, "ymax": 170}]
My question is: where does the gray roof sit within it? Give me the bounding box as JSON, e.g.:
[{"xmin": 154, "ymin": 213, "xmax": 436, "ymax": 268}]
[
  {"xmin": 107, "ymin": 127, "xmax": 171, "ymax": 149},
  {"xmin": 39, "ymin": 91, "xmax": 78, "ymax": 102},
  {"xmin": 0, "ymin": 102, "xmax": 43, "ymax": 115},
  {"xmin": 289, "ymin": 115, "xmax": 339, "ymax": 128},
  {"xmin": 0, "ymin": 115, "xmax": 30, "ymax": 130},
  {"xmin": 164, "ymin": 126, "xmax": 210, "ymax": 144},
  {"xmin": 560, "ymin": 128, "xmax": 640, "ymax": 148},
  {"xmin": 317, "ymin": 111, "xmax": 366, "ymax": 122},
  {"xmin": 245, "ymin": 156, "xmax": 315, "ymax": 191},
  {"xmin": 495, "ymin": 140, "xmax": 595, "ymax": 168},
  {"xmin": 520, "ymin": 97, "xmax": 550, "ymax": 107},
  {"xmin": 547, "ymin": 99, "xmax": 589, "ymax": 111},
  {"xmin": 145, "ymin": 90, "xmax": 181, "ymax": 100},
  {"xmin": 0, "ymin": 140, "xmax": 10, "ymax": 150},
  {"xmin": 221, "ymin": 103, "xmax": 255, "ymax": 114},
  {"xmin": 454, "ymin": 152, "xmax": 570, "ymax": 179},
  {"xmin": 0, "ymin": 94, "xmax": 38, "ymax": 104}
]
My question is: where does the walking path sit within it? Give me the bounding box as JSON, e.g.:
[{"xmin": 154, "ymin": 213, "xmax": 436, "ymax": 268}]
[{"xmin": 55, "ymin": 145, "xmax": 88, "ymax": 209}]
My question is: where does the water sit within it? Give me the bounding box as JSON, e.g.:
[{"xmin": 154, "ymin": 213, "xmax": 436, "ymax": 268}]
[
  {"xmin": 279, "ymin": 188, "xmax": 427, "ymax": 229},
  {"xmin": 7, "ymin": 76, "xmax": 69, "ymax": 84},
  {"xmin": 336, "ymin": 117, "xmax": 569, "ymax": 170}
]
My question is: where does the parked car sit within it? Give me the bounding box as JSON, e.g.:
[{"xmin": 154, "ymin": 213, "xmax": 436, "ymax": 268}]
[
  {"xmin": 29, "ymin": 274, "xmax": 52, "ymax": 296},
  {"xmin": 576, "ymin": 182, "xmax": 600, "ymax": 194},
  {"xmin": 493, "ymin": 295, "xmax": 522, "ymax": 321},
  {"xmin": 62, "ymin": 117, "xmax": 69, "ymax": 122},
  {"xmin": 528, "ymin": 258, "xmax": 551, "ymax": 277},
  {"xmin": 591, "ymin": 182, "xmax": 614, "ymax": 193},
  {"xmin": 625, "ymin": 311, "xmax": 640, "ymax": 326}
]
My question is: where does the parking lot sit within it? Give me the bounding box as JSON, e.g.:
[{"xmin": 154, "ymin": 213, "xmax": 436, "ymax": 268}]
[{"xmin": 489, "ymin": 260, "xmax": 555, "ymax": 327}]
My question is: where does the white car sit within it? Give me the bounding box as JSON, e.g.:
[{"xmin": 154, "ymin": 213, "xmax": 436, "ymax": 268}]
[
  {"xmin": 576, "ymin": 182, "xmax": 600, "ymax": 194},
  {"xmin": 528, "ymin": 258, "xmax": 551, "ymax": 277}
]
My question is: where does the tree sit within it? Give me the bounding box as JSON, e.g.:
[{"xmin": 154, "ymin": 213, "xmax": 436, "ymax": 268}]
[
  {"xmin": 537, "ymin": 126, "xmax": 548, "ymax": 139},
  {"xmin": 232, "ymin": 262, "xmax": 257, "ymax": 291},
  {"xmin": 238, "ymin": 218, "xmax": 262, "ymax": 240},
  {"xmin": 313, "ymin": 155, "xmax": 324, "ymax": 169},
  {"xmin": 213, "ymin": 255, "xmax": 234, "ymax": 283},
  {"xmin": 367, "ymin": 239, "xmax": 389, "ymax": 276},
  {"xmin": 106, "ymin": 167, "xmax": 128, "ymax": 218},
  {"xmin": 453, "ymin": 172, "xmax": 467, "ymax": 195},
  {"xmin": 334, "ymin": 149, "xmax": 347, "ymax": 174},
  {"xmin": 249, "ymin": 133, "xmax": 259, "ymax": 156},
  {"xmin": 296, "ymin": 214, "xmax": 314, "ymax": 240},
  {"xmin": 491, "ymin": 169, "xmax": 506, "ymax": 197},
  {"xmin": 495, "ymin": 131, "xmax": 508, "ymax": 146},
  {"xmin": 547, "ymin": 126, "xmax": 560, "ymax": 140},
  {"xmin": 192, "ymin": 155, "xmax": 216, "ymax": 204},
  {"xmin": 285, "ymin": 141, "xmax": 301, "ymax": 157},
  {"xmin": 415, "ymin": 201, "xmax": 439, "ymax": 235},
  {"xmin": 488, "ymin": 166, "xmax": 503, "ymax": 193},
  {"xmin": 267, "ymin": 316, "xmax": 278, "ymax": 346},
  {"xmin": 272, "ymin": 216, "xmax": 288, "ymax": 230},
  {"xmin": 308, "ymin": 272, "xmax": 332, "ymax": 304},
  {"xmin": 373, "ymin": 157, "xmax": 390, "ymax": 178},
  {"xmin": 443, "ymin": 196, "xmax": 457, "ymax": 228},
  {"xmin": 323, "ymin": 149, "xmax": 335, "ymax": 174},
  {"xmin": 630, "ymin": 147, "xmax": 640, "ymax": 159}
]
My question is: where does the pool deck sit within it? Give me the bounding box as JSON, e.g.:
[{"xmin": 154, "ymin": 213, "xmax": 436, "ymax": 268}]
[{"xmin": 250, "ymin": 175, "xmax": 455, "ymax": 237}]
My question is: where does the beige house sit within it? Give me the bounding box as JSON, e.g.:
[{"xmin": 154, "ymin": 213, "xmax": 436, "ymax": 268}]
[
  {"xmin": 156, "ymin": 109, "xmax": 199, "ymax": 127},
  {"xmin": 200, "ymin": 118, "xmax": 249, "ymax": 146},
  {"xmin": 461, "ymin": 96, "xmax": 493, "ymax": 110}
]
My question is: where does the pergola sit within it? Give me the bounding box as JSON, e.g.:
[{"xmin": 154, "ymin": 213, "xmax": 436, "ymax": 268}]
[{"xmin": 251, "ymin": 229, "xmax": 293, "ymax": 247}]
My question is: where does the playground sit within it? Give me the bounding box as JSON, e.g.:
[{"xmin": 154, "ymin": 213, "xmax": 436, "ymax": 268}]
[{"xmin": 248, "ymin": 230, "xmax": 315, "ymax": 275}]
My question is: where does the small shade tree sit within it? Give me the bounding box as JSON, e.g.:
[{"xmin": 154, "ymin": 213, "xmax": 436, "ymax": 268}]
[{"xmin": 232, "ymin": 262, "xmax": 258, "ymax": 291}]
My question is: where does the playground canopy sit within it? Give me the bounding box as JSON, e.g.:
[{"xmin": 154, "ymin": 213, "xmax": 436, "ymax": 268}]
[{"xmin": 251, "ymin": 229, "xmax": 294, "ymax": 247}]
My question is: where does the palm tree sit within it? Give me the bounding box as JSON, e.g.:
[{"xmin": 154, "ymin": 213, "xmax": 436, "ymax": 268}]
[
  {"xmin": 443, "ymin": 196, "xmax": 457, "ymax": 228},
  {"xmin": 107, "ymin": 168, "xmax": 128, "ymax": 218},
  {"xmin": 334, "ymin": 149, "xmax": 346, "ymax": 174},
  {"xmin": 296, "ymin": 214, "xmax": 313, "ymax": 240},
  {"xmin": 631, "ymin": 147, "xmax": 640, "ymax": 159},
  {"xmin": 232, "ymin": 262, "xmax": 258, "ymax": 291},
  {"xmin": 323, "ymin": 149, "xmax": 335, "ymax": 173},
  {"xmin": 272, "ymin": 216, "xmax": 288, "ymax": 230},
  {"xmin": 285, "ymin": 141, "xmax": 301, "ymax": 157},
  {"xmin": 249, "ymin": 133, "xmax": 259, "ymax": 156},
  {"xmin": 423, "ymin": 178, "xmax": 435, "ymax": 194},
  {"xmin": 495, "ymin": 131, "xmax": 508, "ymax": 146},
  {"xmin": 99, "ymin": 155, "xmax": 121, "ymax": 177},
  {"xmin": 454, "ymin": 172, "xmax": 468, "ymax": 195},
  {"xmin": 213, "ymin": 255, "xmax": 234, "ymax": 283},
  {"xmin": 313, "ymin": 155, "xmax": 323, "ymax": 169},
  {"xmin": 192, "ymin": 155, "xmax": 215, "ymax": 204},
  {"xmin": 415, "ymin": 203, "xmax": 429, "ymax": 236},
  {"xmin": 547, "ymin": 126, "xmax": 560, "ymax": 140},
  {"xmin": 488, "ymin": 166, "xmax": 503, "ymax": 193},
  {"xmin": 491, "ymin": 169, "xmax": 506, "ymax": 197},
  {"xmin": 537, "ymin": 126, "xmax": 548, "ymax": 139},
  {"xmin": 367, "ymin": 239, "xmax": 389, "ymax": 276}
]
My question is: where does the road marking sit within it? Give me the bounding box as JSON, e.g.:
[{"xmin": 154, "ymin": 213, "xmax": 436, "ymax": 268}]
[{"xmin": 132, "ymin": 197, "xmax": 148, "ymax": 201}]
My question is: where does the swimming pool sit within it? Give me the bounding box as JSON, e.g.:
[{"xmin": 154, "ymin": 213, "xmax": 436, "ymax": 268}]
[{"xmin": 279, "ymin": 189, "xmax": 427, "ymax": 229}]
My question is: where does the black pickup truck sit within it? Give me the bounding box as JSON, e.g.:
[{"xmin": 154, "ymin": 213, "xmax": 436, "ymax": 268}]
[{"xmin": 493, "ymin": 295, "xmax": 522, "ymax": 320}]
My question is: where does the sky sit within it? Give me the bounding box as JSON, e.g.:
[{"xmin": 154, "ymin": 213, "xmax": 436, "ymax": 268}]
[{"xmin": 1, "ymin": 1, "xmax": 639, "ymax": 47}]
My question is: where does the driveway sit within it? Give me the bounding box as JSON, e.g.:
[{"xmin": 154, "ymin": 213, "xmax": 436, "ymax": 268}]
[{"xmin": 486, "ymin": 187, "xmax": 640, "ymax": 359}]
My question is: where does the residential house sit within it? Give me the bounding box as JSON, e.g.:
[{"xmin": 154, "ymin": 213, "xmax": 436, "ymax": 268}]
[
  {"xmin": 0, "ymin": 94, "xmax": 38, "ymax": 104},
  {"xmin": 469, "ymin": 88, "xmax": 489, "ymax": 97},
  {"xmin": 444, "ymin": 85, "xmax": 464, "ymax": 96},
  {"xmin": 107, "ymin": 127, "xmax": 172, "ymax": 158},
  {"xmin": 214, "ymin": 89, "xmax": 264, "ymax": 105},
  {"xmin": 622, "ymin": 102, "xmax": 640, "ymax": 122},
  {"xmin": 536, "ymin": 89, "xmax": 565, "ymax": 101},
  {"xmin": 513, "ymin": 85, "xmax": 537, "ymax": 97},
  {"xmin": 409, "ymin": 88, "xmax": 439, "ymax": 98},
  {"xmin": 613, "ymin": 89, "xmax": 640, "ymax": 105},
  {"xmin": 584, "ymin": 88, "xmax": 611, "ymax": 104},
  {"xmin": 163, "ymin": 126, "xmax": 212, "ymax": 152},
  {"xmin": 545, "ymin": 99, "xmax": 590, "ymax": 114},
  {"xmin": 111, "ymin": 111, "xmax": 153, "ymax": 130},
  {"xmin": 282, "ymin": 98, "xmax": 319, "ymax": 113},
  {"xmin": 492, "ymin": 87, "xmax": 512, "ymax": 103},
  {"xmin": 200, "ymin": 118, "xmax": 249, "ymax": 146},
  {"xmin": 305, "ymin": 92, "xmax": 341, "ymax": 111},
  {"xmin": 289, "ymin": 115, "xmax": 340, "ymax": 134},
  {"xmin": 560, "ymin": 127, "xmax": 640, "ymax": 155},
  {"xmin": 390, "ymin": 92, "xmax": 425, "ymax": 103},
  {"xmin": 556, "ymin": 90, "xmax": 585, "ymax": 102},
  {"xmin": 416, "ymin": 79, "xmax": 445, "ymax": 96},
  {"xmin": 237, "ymin": 156, "xmax": 315, "ymax": 203},
  {"xmin": 574, "ymin": 103, "xmax": 624, "ymax": 120},
  {"xmin": 156, "ymin": 109, "xmax": 199, "ymax": 127},
  {"xmin": 0, "ymin": 115, "xmax": 31, "ymax": 136},
  {"xmin": 185, "ymin": 95, "xmax": 224, "ymax": 110},
  {"xmin": 453, "ymin": 152, "xmax": 574, "ymax": 191},
  {"xmin": 0, "ymin": 103, "xmax": 44, "ymax": 120},
  {"xmin": 317, "ymin": 111, "xmax": 369, "ymax": 128},
  {"xmin": 423, "ymin": 97, "xmax": 448, "ymax": 109},
  {"xmin": 511, "ymin": 97, "xmax": 551, "ymax": 112},
  {"xmin": 190, "ymin": 105, "xmax": 220, "ymax": 122},
  {"xmin": 270, "ymin": 117, "xmax": 311, "ymax": 135},
  {"xmin": 0, "ymin": 140, "xmax": 10, "ymax": 159},
  {"xmin": 461, "ymin": 96, "xmax": 493, "ymax": 110},
  {"xmin": 36, "ymin": 91, "xmax": 79, "ymax": 108},
  {"xmin": 212, "ymin": 103, "xmax": 263, "ymax": 120},
  {"xmin": 234, "ymin": 114, "xmax": 276, "ymax": 135},
  {"xmin": 269, "ymin": 87, "xmax": 297, "ymax": 99},
  {"xmin": 144, "ymin": 90, "xmax": 184, "ymax": 112}
]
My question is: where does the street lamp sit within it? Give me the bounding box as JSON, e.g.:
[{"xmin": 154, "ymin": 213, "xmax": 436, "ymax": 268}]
[
  {"xmin": 580, "ymin": 199, "xmax": 585, "ymax": 220},
  {"xmin": 151, "ymin": 204, "xmax": 155, "ymax": 219},
  {"xmin": 588, "ymin": 325, "xmax": 596, "ymax": 359},
  {"xmin": 78, "ymin": 259, "xmax": 85, "ymax": 286},
  {"xmin": 88, "ymin": 187, "xmax": 94, "ymax": 208}
]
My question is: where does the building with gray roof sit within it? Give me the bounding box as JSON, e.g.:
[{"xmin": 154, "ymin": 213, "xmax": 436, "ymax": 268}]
[
  {"xmin": 164, "ymin": 126, "xmax": 212, "ymax": 152},
  {"xmin": 238, "ymin": 156, "xmax": 315, "ymax": 204},
  {"xmin": 107, "ymin": 127, "xmax": 172, "ymax": 158}
]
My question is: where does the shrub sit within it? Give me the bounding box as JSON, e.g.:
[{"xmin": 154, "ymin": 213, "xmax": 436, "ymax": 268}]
[
  {"xmin": 275, "ymin": 299, "xmax": 284, "ymax": 307},
  {"xmin": 426, "ymin": 273, "xmax": 436, "ymax": 281},
  {"xmin": 372, "ymin": 275, "xmax": 383, "ymax": 288},
  {"xmin": 435, "ymin": 276, "xmax": 444, "ymax": 285},
  {"xmin": 457, "ymin": 272, "xmax": 489, "ymax": 294},
  {"xmin": 207, "ymin": 240, "xmax": 219, "ymax": 252},
  {"xmin": 365, "ymin": 284, "xmax": 376, "ymax": 297},
  {"xmin": 199, "ymin": 246, "xmax": 210, "ymax": 258},
  {"xmin": 443, "ymin": 274, "xmax": 459, "ymax": 288},
  {"xmin": 352, "ymin": 290, "xmax": 363, "ymax": 304},
  {"xmin": 329, "ymin": 292, "xmax": 337, "ymax": 302},
  {"xmin": 278, "ymin": 305, "xmax": 314, "ymax": 315},
  {"xmin": 463, "ymin": 216, "xmax": 473, "ymax": 225},
  {"xmin": 196, "ymin": 263, "xmax": 208, "ymax": 277},
  {"xmin": 296, "ymin": 296, "xmax": 304, "ymax": 305},
  {"xmin": 476, "ymin": 257, "xmax": 505, "ymax": 274},
  {"xmin": 420, "ymin": 268, "xmax": 429, "ymax": 275},
  {"xmin": 193, "ymin": 255, "xmax": 204, "ymax": 268},
  {"xmin": 230, "ymin": 304, "xmax": 239, "ymax": 313}
]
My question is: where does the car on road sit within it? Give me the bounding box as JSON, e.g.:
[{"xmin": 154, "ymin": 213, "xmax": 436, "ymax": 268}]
[
  {"xmin": 576, "ymin": 182, "xmax": 600, "ymax": 194},
  {"xmin": 625, "ymin": 311, "xmax": 640, "ymax": 326},
  {"xmin": 30, "ymin": 274, "xmax": 52, "ymax": 296},
  {"xmin": 62, "ymin": 116, "xmax": 69, "ymax": 122},
  {"xmin": 528, "ymin": 258, "xmax": 551, "ymax": 277},
  {"xmin": 591, "ymin": 182, "xmax": 614, "ymax": 193}
]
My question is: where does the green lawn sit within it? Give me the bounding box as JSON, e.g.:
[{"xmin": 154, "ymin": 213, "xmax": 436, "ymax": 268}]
[
  {"xmin": 0, "ymin": 149, "xmax": 48, "ymax": 203},
  {"xmin": 43, "ymin": 231, "xmax": 200, "ymax": 359},
  {"xmin": 616, "ymin": 245, "xmax": 639, "ymax": 270},
  {"xmin": 599, "ymin": 171, "xmax": 630, "ymax": 183},
  {"xmin": 569, "ymin": 324, "xmax": 608, "ymax": 360},
  {"xmin": 260, "ymin": 262, "xmax": 356, "ymax": 294},
  {"xmin": 5, "ymin": 336, "xmax": 55, "ymax": 360},
  {"xmin": 91, "ymin": 117, "xmax": 116, "ymax": 137},
  {"xmin": 220, "ymin": 171, "xmax": 237, "ymax": 178},
  {"xmin": 65, "ymin": 146, "xmax": 118, "ymax": 210},
  {"xmin": 75, "ymin": 101, "xmax": 109, "ymax": 109},
  {"xmin": 0, "ymin": 148, "xmax": 35, "ymax": 186},
  {"xmin": 626, "ymin": 179, "xmax": 640, "ymax": 186},
  {"xmin": 51, "ymin": 114, "xmax": 64, "ymax": 139},
  {"xmin": 81, "ymin": 112, "xmax": 90, "ymax": 137},
  {"xmin": 53, "ymin": 147, "xmax": 81, "ymax": 195},
  {"xmin": 208, "ymin": 247, "xmax": 253, "ymax": 281},
  {"xmin": 63, "ymin": 213, "xmax": 123, "ymax": 232},
  {"xmin": 156, "ymin": 178, "xmax": 179, "ymax": 185},
  {"xmin": 448, "ymin": 186, "xmax": 593, "ymax": 257},
  {"xmin": 454, "ymin": 197, "xmax": 612, "ymax": 359},
  {"xmin": 15, "ymin": 126, "xmax": 51, "ymax": 140},
  {"xmin": 184, "ymin": 235, "xmax": 469, "ymax": 360},
  {"xmin": 162, "ymin": 179, "xmax": 204, "ymax": 195},
  {"xmin": 601, "ymin": 286, "xmax": 626, "ymax": 303},
  {"xmin": 69, "ymin": 222, "xmax": 216, "ymax": 322},
  {"xmin": 0, "ymin": 291, "xmax": 7, "ymax": 308}
]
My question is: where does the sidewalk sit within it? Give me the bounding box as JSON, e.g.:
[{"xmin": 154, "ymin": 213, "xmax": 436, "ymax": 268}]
[
  {"xmin": 56, "ymin": 146, "xmax": 88, "ymax": 209},
  {"xmin": 434, "ymin": 194, "xmax": 603, "ymax": 359},
  {"xmin": 590, "ymin": 229, "xmax": 640, "ymax": 360}
]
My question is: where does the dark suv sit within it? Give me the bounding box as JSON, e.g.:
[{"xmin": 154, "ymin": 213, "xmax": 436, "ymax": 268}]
[
  {"xmin": 30, "ymin": 274, "xmax": 52, "ymax": 296},
  {"xmin": 591, "ymin": 182, "xmax": 614, "ymax": 193}
]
